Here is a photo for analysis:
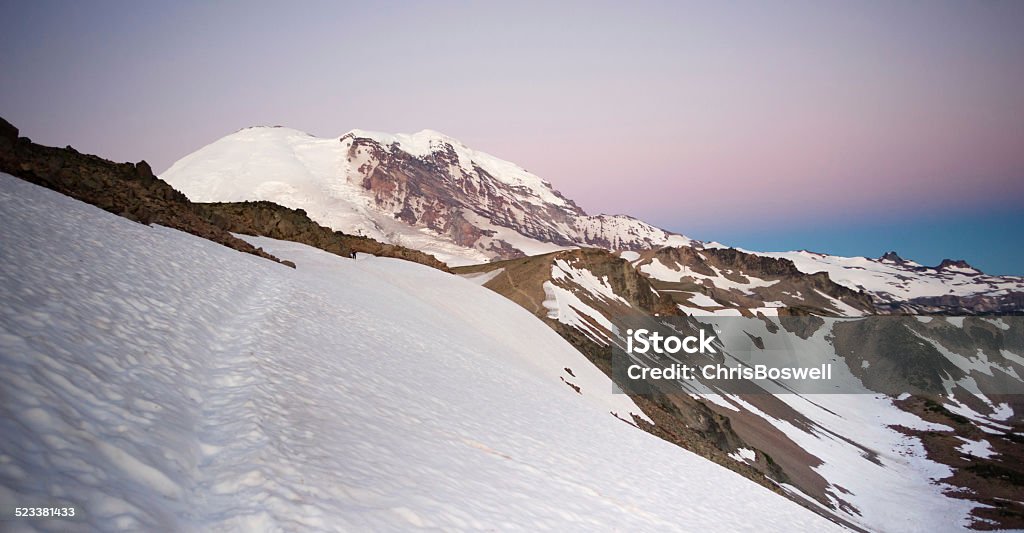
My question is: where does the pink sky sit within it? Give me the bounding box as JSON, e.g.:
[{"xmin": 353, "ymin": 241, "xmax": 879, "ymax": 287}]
[{"xmin": 2, "ymin": 1, "xmax": 1022, "ymax": 239}]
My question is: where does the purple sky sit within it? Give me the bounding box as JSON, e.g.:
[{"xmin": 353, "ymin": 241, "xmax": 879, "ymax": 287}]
[{"xmin": 2, "ymin": 1, "xmax": 1023, "ymax": 271}]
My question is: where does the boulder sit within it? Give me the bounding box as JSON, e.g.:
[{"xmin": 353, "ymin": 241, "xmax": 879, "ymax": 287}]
[{"xmin": 135, "ymin": 160, "xmax": 154, "ymax": 180}]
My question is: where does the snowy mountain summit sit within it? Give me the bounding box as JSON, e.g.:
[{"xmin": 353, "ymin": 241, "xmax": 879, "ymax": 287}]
[{"xmin": 163, "ymin": 126, "xmax": 693, "ymax": 266}]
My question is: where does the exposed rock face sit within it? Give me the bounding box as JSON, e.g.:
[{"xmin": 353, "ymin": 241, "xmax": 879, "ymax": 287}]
[
  {"xmin": 347, "ymin": 135, "xmax": 514, "ymax": 248},
  {"xmin": 343, "ymin": 130, "xmax": 695, "ymax": 254}
]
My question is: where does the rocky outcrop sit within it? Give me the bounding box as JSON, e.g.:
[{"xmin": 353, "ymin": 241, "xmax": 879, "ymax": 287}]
[
  {"xmin": 880, "ymin": 251, "xmax": 905, "ymax": 263},
  {"xmin": 0, "ymin": 116, "xmax": 18, "ymax": 143},
  {"xmin": 937, "ymin": 259, "xmax": 976, "ymax": 271},
  {"xmin": 554, "ymin": 248, "xmax": 679, "ymax": 315}
]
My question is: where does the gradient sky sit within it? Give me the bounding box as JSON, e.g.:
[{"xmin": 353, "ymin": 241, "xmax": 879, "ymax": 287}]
[{"xmin": 2, "ymin": 1, "xmax": 1022, "ymax": 273}]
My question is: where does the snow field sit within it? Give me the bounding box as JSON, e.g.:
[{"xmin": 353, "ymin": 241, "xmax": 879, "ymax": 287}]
[{"xmin": 0, "ymin": 173, "xmax": 839, "ymax": 531}]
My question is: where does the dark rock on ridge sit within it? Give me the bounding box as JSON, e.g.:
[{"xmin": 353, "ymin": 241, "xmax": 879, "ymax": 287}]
[
  {"xmin": 197, "ymin": 201, "xmax": 450, "ymax": 272},
  {"xmin": 937, "ymin": 259, "xmax": 975, "ymax": 271}
]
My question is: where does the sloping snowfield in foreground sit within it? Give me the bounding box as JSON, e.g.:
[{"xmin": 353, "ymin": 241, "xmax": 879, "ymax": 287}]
[{"xmin": 0, "ymin": 173, "xmax": 839, "ymax": 531}]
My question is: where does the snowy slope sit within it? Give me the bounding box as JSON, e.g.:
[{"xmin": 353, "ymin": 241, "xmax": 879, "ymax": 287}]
[
  {"xmin": 0, "ymin": 173, "xmax": 838, "ymax": 531},
  {"xmin": 161, "ymin": 127, "xmax": 694, "ymax": 266}
]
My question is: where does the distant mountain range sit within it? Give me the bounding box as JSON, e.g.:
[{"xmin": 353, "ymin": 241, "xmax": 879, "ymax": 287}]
[{"xmin": 163, "ymin": 126, "xmax": 1024, "ymax": 315}]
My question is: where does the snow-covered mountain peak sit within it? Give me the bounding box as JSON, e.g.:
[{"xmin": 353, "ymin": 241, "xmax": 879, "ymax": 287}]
[
  {"xmin": 748, "ymin": 247, "xmax": 1023, "ymax": 311},
  {"xmin": 163, "ymin": 126, "xmax": 696, "ymax": 266},
  {"xmin": 233, "ymin": 125, "xmax": 318, "ymax": 138},
  {"xmin": 937, "ymin": 258, "xmax": 979, "ymax": 274},
  {"xmin": 341, "ymin": 127, "xmax": 463, "ymax": 151}
]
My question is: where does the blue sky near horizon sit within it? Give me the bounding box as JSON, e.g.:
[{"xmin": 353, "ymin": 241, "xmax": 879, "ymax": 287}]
[
  {"xmin": 1, "ymin": 0, "xmax": 1021, "ymax": 273},
  {"xmin": 657, "ymin": 207, "xmax": 1024, "ymax": 276}
]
